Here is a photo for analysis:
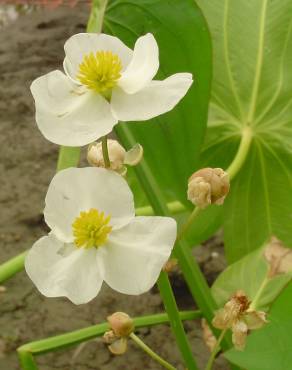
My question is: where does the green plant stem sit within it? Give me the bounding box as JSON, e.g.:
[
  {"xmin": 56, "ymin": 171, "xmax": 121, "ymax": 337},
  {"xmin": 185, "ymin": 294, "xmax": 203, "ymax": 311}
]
[
  {"xmin": 101, "ymin": 136, "xmax": 111, "ymax": 168},
  {"xmin": 18, "ymin": 351, "xmax": 38, "ymax": 370},
  {"xmin": 0, "ymin": 251, "xmax": 27, "ymax": 283},
  {"xmin": 56, "ymin": 146, "xmax": 80, "ymax": 172},
  {"xmin": 130, "ymin": 333, "xmax": 176, "ymax": 370},
  {"xmin": 17, "ymin": 310, "xmax": 201, "ymax": 370},
  {"xmin": 87, "ymin": 0, "xmax": 108, "ymax": 32},
  {"xmin": 177, "ymin": 206, "xmax": 201, "ymax": 241},
  {"xmin": 135, "ymin": 200, "xmax": 185, "ymax": 216},
  {"xmin": 116, "ymin": 126, "xmax": 217, "ymax": 360},
  {"xmin": 227, "ymin": 126, "xmax": 253, "ymax": 180},
  {"xmin": 156, "ymin": 272, "xmax": 198, "ymax": 369},
  {"xmin": 205, "ymin": 329, "xmax": 227, "ymax": 370}
]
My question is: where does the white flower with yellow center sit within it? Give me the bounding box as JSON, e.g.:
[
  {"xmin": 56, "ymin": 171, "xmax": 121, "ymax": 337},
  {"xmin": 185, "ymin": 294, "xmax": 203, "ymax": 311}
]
[
  {"xmin": 25, "ymin": 167, "xmax": 177, "ymax": 304},
  {"xmin": 30, "ymin": 33, "xmax": 193, "ymax": 146}
]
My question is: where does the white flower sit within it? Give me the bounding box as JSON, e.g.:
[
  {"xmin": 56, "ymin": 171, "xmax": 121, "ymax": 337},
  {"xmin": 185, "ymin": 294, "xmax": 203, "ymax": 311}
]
[
  {"xmin": 30, "ymin": 33, "xmax": 193, "ymax": 146},
  {"xmin": 25, "ymin": 167, "xmax": 177, "ymax": 304}
]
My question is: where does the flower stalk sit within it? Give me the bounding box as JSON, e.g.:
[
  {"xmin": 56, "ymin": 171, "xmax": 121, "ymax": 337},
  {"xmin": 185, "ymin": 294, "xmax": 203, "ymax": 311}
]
[
  {"xmin": 17, "ymin": 310, "xmax": 201, "ymax": 370},
  {"xmin": 101, "ymin": 136, "xmax": 111, "ymax": 168},
  {"xmin": 204, "ymin": 329, "xmax": 227, "ymax": 370},
  {"xmin": 130, "ymin": 332, "xmax": 177, "ymax": 370},
  {"xmin": 227, "ymin": 126, "xmax": 253, "ymax": 180}
]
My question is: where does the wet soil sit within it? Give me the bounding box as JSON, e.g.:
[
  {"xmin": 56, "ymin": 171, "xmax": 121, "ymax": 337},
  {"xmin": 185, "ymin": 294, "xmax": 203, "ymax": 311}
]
[{"xmin": 0, "ymin": 5, "xmax": 229, "ymax": 370}]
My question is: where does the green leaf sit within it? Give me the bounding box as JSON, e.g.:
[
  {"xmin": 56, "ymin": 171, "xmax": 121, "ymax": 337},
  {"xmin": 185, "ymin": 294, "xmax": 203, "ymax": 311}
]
[
  {"xmin": 225, "ymin": 283, "xmax": 292, "ymax": 370},
  {"xmin": 196, "ymin": 0, "xmax": 292, "ymax": 262},
  {"xmin": 104, "ymin": 0, "xmax": 212, "ymax": 207},
  {"xmin": 212, "ymin": 244, "xmax": 292, "ymax": 310}
]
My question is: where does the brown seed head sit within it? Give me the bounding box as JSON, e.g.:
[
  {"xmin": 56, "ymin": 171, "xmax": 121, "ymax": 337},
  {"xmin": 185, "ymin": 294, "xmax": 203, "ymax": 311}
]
[
  {"xmin": 107, "ymin": 312, "xmax": 134, "ymax": 337},
  {"xmin": 187, "ymin": 167, "xmax": 230, "ymax": 208}
]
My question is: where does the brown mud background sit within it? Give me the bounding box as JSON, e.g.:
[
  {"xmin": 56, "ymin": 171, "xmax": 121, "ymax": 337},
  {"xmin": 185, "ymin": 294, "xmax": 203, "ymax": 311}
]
[{"xmin": 0, "ymin": 5, "xmax": 229, "ymax": 370}]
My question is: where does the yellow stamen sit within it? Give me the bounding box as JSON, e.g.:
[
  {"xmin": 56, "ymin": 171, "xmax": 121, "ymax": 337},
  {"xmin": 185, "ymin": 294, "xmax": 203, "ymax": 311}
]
[
  {"xmin": 77, "ymin": 51, "xmax": 122, "ymax": 93},
  {"xmin": 72, "ymin": 208, "xmax": 112, "ymax": 248}
]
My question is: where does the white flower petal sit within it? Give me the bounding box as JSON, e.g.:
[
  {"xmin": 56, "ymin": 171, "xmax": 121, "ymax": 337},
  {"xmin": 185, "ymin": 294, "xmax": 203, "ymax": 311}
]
[
  {"xmin": 99, "ymin": 216, "xmax": 177, "ymax": 295},
  {"xmin": 25, "ymin": 234, "xmax": 103, "ymax": 304},
  {"xmin": 31, "ymin": 70, "xmax": 117, "ymax": 146},
  {"xmin": 118, "ymin": 33, "xmax": 159, "ymax": 94},
  {"xmin": 64, "ymin": 33, "xmax": 133, "ymax": 80},
  {"xmin": 44, "ymin": 167, "xmax": 135, "ymax": 242},
  {"xmin": 111, "ymin": 73, "xmax": 193, "ymax": 121}
]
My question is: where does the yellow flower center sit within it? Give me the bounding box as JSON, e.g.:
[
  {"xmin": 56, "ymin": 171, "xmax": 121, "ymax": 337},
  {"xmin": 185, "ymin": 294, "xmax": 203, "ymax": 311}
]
[
  {"xmin": 77, "ymin": 51, "xmax": 122, "ymax": 94},
  {"xmin": 72, "ymin": 208, "xmax": 112, "ymax": 248}
]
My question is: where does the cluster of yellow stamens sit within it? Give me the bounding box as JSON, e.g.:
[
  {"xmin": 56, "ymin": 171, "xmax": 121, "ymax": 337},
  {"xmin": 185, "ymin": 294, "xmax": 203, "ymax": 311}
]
[
  {"xmin": 72, "ymin": 208, "xmax": 112, "ymax": 248},
  {"xmin": 77, "ymin": 51, "xmax": 122, "ymax": 93}
]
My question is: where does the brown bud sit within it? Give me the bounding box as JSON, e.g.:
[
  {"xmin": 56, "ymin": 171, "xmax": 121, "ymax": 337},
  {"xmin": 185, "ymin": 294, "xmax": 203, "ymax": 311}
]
[
  {"xmin": 87, "ymin": 140, "xmax": 126, "ymax": 171},
  {"xmin": 187, "ymin": 168, "xmax": 230, "ymax": 208},
  {"xmin": 107, "ymin": 312, "xmax": 134, "ymax": 337},
  {"xmin": 213, "ymin": 290, "xmax": 250, "ymax": 330}
]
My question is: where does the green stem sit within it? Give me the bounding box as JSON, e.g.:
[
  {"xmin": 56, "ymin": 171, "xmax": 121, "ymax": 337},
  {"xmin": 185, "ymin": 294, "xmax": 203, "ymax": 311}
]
[
  {"xmin": 56, "ymin": 146, "xmax": 80, "ymax": 172},
  {"xmin": 249, "ymin": 276, "xmax": 269, "ymax": 311},
  {"xmin": 18, "ymin": 351, "xmax": 38, "ymax": 370},
  {"xmin": 115, "ymin": 125, "xmax": 237, "ymax": 356},
  {"xmin": 130, "ymin": 333, "xmax": 176, "ymax": 370},
  {"xmin": 205, "ymin": 329, "xmax": 227, "ymax": 370},
  {"xmin": 227, "ymin": 126, "xmax": 253, "ymax": 180},
  {"xmin": 0, "ymin": 251, "xmax": 27, "ymax": 283},
  {"xmin": 136, "ymin": 200, "xmax": 185, "ymax": 216},
  {"xmin": 17, "ymin": 310, "xmax": 201, "ymax": 370},
  {"xmin": 87, "ymin": 0, "xmax": 108, "ymax": 33},
  {"xmin": 176, "ymin": 206, "xmax": 200, "ymax": 241},
  {"xmin": 101, "ymin": 136, "xmax": 111, "ymax": 168},
  {"xmin": 116, "ymin": 134, "xmax": 198, "ymax": 369},
  {"xmin": 156, "ymin": 272, "xmax": 198, "ymax": 369}
]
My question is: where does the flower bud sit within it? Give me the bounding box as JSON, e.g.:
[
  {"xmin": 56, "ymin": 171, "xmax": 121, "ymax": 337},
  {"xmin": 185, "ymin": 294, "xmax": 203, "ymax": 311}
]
[
  {"xmin": 107, "ymin": 312, "xmax": 134, "ymax": 337},
  {"xmin": 187, "ymin": 168, "xmax": 230, "ymax": 208},
  {"xmin": 87, "ymin": 139, "xmax": 126, "ymax": 171}
]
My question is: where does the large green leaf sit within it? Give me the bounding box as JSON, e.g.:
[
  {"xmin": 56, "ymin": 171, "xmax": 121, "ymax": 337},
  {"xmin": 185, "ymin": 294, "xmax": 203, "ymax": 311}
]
[
  {"xmin": 225, "ymin": 283, "xmax": 292, "ymax": 370},
  {"xmin": 104, "ymin": 0, "xmax": 212, "ymax": 208},
  {"xmin": 196, "ymin": 0, "xmax": 292, "ymax": 261}
]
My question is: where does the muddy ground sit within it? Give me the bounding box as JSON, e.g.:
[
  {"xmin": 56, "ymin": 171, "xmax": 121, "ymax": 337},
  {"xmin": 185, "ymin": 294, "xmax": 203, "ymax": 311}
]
[{"xmin": 0, "ymin": 5, "xmax": 229, "ymax": 370}]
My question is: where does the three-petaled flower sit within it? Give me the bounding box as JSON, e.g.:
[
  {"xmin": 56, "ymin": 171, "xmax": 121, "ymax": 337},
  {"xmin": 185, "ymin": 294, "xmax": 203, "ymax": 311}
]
[
  {"xmin": 25, "ymin": 167, "xmax": 177, "ymax": 304},
  {"xmin": 31, "ymin": 32, "xmax": 193, "ymax": 146}
]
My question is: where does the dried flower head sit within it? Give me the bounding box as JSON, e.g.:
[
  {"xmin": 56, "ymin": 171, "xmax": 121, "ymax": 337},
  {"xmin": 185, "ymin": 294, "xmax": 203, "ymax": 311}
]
[
  {"xmin": 107, "ymin": 312, "xmax": 134, "ymax": 337},
  {"xmin": 104, "ymin": 312, "xmax": 134, "ymax": 356},
  {"xmin": 212, "ymin": 290, "xmax": 267, "ymax": 350},
  {"xmin": 187, "ymin": 168, "xmax": 230, "ymax": 208}
]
